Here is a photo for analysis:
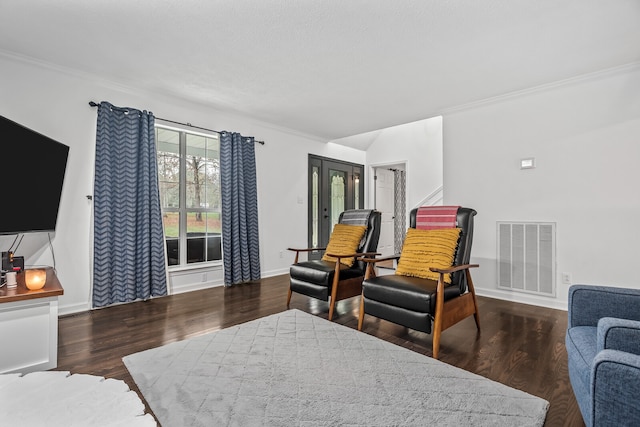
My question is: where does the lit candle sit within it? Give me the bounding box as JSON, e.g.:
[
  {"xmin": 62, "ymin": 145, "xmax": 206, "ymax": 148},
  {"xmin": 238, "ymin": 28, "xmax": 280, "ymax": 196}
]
[{"xmin": 25, "ymin": 269, "xmax": 47, "ymax": 290}]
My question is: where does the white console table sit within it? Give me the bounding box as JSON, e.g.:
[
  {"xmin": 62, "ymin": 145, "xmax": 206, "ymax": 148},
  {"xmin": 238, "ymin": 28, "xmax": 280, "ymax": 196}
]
[{"xmin": 0, "ymin": 268, "xmax": 63, "ymax": 374}]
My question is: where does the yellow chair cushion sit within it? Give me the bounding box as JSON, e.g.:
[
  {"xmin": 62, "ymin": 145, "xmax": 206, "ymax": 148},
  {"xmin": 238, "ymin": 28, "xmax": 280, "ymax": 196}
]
[
  {"xmin": 395, "ymin": 227, "xmax": 461, "ymax": 283},
  {"xmin": 322, "ymin": 223, "xmax": 367, "ymax": 267}
]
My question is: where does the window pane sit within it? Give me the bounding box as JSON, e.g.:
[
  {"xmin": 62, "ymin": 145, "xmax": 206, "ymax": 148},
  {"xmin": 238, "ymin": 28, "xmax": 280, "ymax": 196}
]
[
  {"xmin": 330, "ymin": 170, "xmax": 346, "ymax": 230},
  {"xmin": 204, "ymin": 156, "xmax": 220, "ymax": 210},
  {"xmin": 186, "ymin": 133, "xmax": 220, "ymax": 210},
  {"xmin": 312, "ymin": 166, "xmax": 319, "ymax": 248},
  {"xmin": 156, "ymin": 128, "xmax": 181, "ymax": 209},
  {"xmin": 204, "ymin": 211, "xmax": 222, "ymax": 234},
  {"xmin": 162, "ymin": 212, "xmax": 180, "ymax": 266},
  {"xmin": 166, "ymin": 238, "xmax": 179, "ymax": 266},
  {"xmin": 354, "ymin": 173, "xmax": 360, "ymax": 208},
  {"xmin": 162, "ymin": 212, "xmax": 179, "ymax": 238},
  {"xmin": 186, "ymin": 211, "xmax": 221, "ymax": 263}
]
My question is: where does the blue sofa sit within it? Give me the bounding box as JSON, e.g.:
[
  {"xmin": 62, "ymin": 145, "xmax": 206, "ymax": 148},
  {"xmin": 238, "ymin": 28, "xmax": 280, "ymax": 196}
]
[{"xmin": 566, "ymin": 285, "xmax": 640, "ymax": 426}]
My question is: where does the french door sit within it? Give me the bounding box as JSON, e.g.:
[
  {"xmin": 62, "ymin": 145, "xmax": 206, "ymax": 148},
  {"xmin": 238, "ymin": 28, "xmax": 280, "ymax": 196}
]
[{"xmin": 308, "ymin": 155, "xmax": 364, "ymax": 259}]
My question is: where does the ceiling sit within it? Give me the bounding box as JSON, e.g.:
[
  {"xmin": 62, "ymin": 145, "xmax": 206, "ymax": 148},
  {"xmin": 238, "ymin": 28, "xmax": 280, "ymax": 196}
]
[{"xmin": 1, "ymin": 1, "xmax": 639, "ymax": 145}]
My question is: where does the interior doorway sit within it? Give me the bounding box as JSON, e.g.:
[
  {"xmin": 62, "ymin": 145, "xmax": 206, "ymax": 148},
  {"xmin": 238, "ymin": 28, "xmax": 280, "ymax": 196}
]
[
  {"xmin": 373, "ymin": 164, "xmax": 406, "ymax": 257},
  {"xmin": 308, "ymin": 155, "xmax": 364, "ymax": 260},
  {"xmin": 374, "ymin": 168, "xmax": 395, "ymax": 256}
]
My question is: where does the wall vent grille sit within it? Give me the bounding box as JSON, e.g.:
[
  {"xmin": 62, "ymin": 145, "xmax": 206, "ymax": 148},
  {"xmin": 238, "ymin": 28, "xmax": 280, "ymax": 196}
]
[{"xmin": 497, "ymin": 222, "xmax": 556, "ymax": 297}]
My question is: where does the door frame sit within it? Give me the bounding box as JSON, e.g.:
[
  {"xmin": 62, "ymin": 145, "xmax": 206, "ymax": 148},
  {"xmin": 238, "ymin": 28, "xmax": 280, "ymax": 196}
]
[
  {"xmin": 308, "ymin": 154, "xmax": 364, "ymax": 257},
  {"xmin": 372, "ymin": 167, "xmax": 396, "ymax": 257},
  {"xmin": 370, "ymin": 161, "xmax": 408, "ymax": 255}
]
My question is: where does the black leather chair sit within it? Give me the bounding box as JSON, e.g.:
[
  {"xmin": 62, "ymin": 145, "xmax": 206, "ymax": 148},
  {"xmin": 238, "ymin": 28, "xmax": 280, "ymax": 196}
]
[
  {"xmin": 357, "ymin": 207, "xmax": 479, "ymax": 359},
  {"xmin": 288, "ymin": 210, "xmax": 381, "ymax": 320}
]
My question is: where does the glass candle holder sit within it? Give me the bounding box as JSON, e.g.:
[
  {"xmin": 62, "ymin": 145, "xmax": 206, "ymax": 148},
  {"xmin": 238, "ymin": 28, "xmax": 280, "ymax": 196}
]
[{"xmin": 25, "ymin": 269, "xmax": 47, "ymax": 290}]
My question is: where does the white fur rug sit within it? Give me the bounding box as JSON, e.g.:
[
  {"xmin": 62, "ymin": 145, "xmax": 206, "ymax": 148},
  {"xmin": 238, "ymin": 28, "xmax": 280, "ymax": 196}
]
[
  {"xmin": 0, "ymin": 371, "xmax": 156, "ymax": 426},
  {"xmin": 124, "ymin": 309, "xmax": 548, "ymax": 426}
]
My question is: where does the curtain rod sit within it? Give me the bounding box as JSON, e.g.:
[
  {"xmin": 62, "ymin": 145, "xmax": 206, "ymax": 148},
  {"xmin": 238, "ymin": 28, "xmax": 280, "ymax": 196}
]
[{"xmin": 89, "ymin": 101, "xmax": 265, "ymax": 145}]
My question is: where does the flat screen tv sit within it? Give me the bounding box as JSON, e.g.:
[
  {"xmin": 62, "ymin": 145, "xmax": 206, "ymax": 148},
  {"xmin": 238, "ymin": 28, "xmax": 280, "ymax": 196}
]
[{"xmin": 0, "ymin": 115, "xmax": 69, "ymax": 235}]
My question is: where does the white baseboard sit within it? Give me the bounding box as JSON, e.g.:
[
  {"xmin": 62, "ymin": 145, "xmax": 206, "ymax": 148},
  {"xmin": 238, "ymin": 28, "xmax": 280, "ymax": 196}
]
[
  {"xmin": 59, "ymin": 302, "xmax": 90, "ymax": 316},
  {"xmin": 475, "ymin": 288, "xmax": 568, "ymax": 311},
  {"xmin": 261, "ymin": 268, "xmax": 290, "ymax": 278},
  {"xmin": 170, "ymin": 268, "xmax": 290, "ymax": 293},
  {"xmin": 170, "ymin": 280, "xmax": 224, "ymax": 295}
]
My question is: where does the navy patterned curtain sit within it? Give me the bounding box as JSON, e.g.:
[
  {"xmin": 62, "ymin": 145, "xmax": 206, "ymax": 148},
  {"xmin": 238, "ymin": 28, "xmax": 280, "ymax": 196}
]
[
  {"xmin": 220, "ymin": 132, "xmax": 261, "ymax": 285},
  {"xmin": 92, "ymin": 102, "xmax": 167, "ymax": 308}
]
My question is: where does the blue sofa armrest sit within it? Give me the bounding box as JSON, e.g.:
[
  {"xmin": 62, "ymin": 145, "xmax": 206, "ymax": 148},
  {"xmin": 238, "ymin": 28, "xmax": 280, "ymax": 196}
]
[
  {"xmin": 592, "ymin": 349, "xmax": 640, "ymax": 427},
  {"xmin": 597, "ymin": 317, "xmax": 640, "ymax": 355},
  {"xmin": 568, "ymin": 285, "xmax": 640, "ymax": 328}
]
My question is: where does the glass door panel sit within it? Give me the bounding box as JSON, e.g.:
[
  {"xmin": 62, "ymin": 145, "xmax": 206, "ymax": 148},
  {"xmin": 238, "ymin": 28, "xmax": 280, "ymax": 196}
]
[
  {"xmin": 311, "ymin": 166, "xmax": 319, "ymax": 248},
  {"xmin": 329, "ymin": 170, "xmax": 346, "ymax": 230}
]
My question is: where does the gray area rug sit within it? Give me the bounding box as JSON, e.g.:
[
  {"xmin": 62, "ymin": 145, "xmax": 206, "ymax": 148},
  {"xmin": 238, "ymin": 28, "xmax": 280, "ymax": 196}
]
[{"xmin": 123, "ymin": 309, "xmax": 549, "ymax": 426}]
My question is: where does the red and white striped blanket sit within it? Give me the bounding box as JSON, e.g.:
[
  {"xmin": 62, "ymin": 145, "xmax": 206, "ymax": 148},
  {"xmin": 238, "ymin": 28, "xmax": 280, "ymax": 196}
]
[{"xmin": 415, "ymin": 206, "xmax": 459, "ymax": 229}]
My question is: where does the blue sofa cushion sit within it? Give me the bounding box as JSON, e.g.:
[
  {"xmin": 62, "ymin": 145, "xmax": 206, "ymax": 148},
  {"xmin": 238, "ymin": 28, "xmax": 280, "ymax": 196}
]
[
  {"xmin": 597, "ymin": 317, "xmax": 640, "ymax": 354},
  {"xmin": 566, "ymin": 326, "xmax": 597, "ymax": 395}
]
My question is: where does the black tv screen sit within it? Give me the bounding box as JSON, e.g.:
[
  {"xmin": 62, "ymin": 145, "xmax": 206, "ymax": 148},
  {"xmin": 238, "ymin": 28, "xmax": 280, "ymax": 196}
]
[{"xmin": 0, "ymin": 115, "xmax": 69, "ymax": 235}]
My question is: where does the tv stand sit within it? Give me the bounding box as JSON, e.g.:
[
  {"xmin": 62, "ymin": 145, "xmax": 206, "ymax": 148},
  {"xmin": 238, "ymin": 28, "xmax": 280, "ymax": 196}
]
[{"xmin": 0, "ymin": 267, "xmax": 63, "ymax": 374}]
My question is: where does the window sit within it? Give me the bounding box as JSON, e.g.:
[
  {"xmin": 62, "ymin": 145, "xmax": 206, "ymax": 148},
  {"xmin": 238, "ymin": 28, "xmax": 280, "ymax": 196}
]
[{"xmin": 156, "ymin": 126, "xmax": 221, "ymax": 266}]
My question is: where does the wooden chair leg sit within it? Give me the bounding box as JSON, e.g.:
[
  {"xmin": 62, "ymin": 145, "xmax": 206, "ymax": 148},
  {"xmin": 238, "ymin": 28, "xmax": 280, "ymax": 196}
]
[
  {"xmin": 431, "ymin": 270, "xmax": 480, "ymax": 358},
  {"xmin": 432, "ymin": 328, "xmax": 441, "ymax": 360},
  {"xmin": 328, "ymin": 299, "xmax": 335, "ymax": 321},
  {"xmin": 357, "ymin": 294, "xmax": 365, "ymax": 331},
  {"xmin": 287, "ymin": 250, "xmax": 299, "ymax": 308},
  {"xmin": 466, "ymin": 269, "xmax": 480, "ymax": 331},
  {"xmin": 432, "ymin": 275, "xmax": 446, "ymax": 360},
  {"xmin": 328, "ymin": 262, "xmax": 341, "ymax": 321}
]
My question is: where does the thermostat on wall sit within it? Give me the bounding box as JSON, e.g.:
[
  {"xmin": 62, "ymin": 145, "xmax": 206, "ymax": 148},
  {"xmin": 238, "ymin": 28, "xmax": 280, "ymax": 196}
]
[{"xmin": 520, "ymin": 157, "xmax": 535, "ymax": 169}]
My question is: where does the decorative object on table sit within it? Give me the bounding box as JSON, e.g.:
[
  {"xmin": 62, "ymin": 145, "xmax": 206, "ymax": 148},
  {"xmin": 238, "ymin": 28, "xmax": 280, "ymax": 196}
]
[
  {"xmin": 566, "ymin": 284, "xmax": 640, "ymax": 427},
  {"xmin": 5, "ymin": 271, "xmax": 17, "ymax": 289},
  {"xmin": 124, "ymin": 309, "xmax": 548, "ymax": 427},
  {"xmin": 25, "ymin": 269, "xmax": 47, "ymax": 290}
]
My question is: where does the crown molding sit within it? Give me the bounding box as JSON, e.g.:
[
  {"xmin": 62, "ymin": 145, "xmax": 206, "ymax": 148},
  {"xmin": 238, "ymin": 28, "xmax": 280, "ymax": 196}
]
[
  {"xmin": 442, "ymin": 61, "xmax": 640, "ymax": 116},
  {"xmin": 0, "ymin": 49, "xmax": 328, "ymax": 144}
]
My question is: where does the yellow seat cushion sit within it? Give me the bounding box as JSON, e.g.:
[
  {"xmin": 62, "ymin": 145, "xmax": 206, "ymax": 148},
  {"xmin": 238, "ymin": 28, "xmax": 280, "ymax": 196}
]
[
  {"xmin": 395, "ymin": 227, "xmax": 461, "ymax": 283},
  {"xmin": 322, "ymin": 223, "xmax": 367, "ymax": 267}
]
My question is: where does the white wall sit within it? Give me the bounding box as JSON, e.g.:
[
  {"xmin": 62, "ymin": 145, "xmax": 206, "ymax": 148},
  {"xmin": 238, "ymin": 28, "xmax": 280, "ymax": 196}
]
[
  {"xmin": 365, "ymin": 116, "xmax": 443, "ymax": 215},
  {"xmin": 443, "ymin": 64, "xmax": 640, "ymax": 310},
  {"xmin": 7, "ymin": 52, "xmax": 635, "ymax": 316},
  {"xmin": 0, "ymin": 53, "xmax": 365, "ymax": 314}
]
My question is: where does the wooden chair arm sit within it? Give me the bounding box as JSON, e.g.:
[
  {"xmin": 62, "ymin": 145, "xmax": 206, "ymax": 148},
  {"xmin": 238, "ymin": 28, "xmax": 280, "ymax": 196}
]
[
  {"xmin": 287, "ymin": 247, "xmax": 326, "ymax": 253},
  {"xmin": 430, "ymin": 263, "xmax": 479, "ymax": 274},
  {"xmin": 325, "ymin": 251, "xmax": 379, "ymax": 259},
  {"xmin": 361, "ymin": 254, "xmax": 398, "ymax": 280},
  {"xmin": 361, "ymin": 254, "xmax": 400, "ymax": 263},
  {"xmin": 288, "ymin": 247, "xmax": 326, "ymax": 264},
  {"xmin": 359, "ymin": 252, "xmax": 381, "ymax": 258}
]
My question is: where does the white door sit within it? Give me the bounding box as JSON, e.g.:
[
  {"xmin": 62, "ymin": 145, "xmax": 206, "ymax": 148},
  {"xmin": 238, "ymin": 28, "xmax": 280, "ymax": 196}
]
[{"xmin": 375, "ymin": 168, "xmax": 395, "ymax": 257}]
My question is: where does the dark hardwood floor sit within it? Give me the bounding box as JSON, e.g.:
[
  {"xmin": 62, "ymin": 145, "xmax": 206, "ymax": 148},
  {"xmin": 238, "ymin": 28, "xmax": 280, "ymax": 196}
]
[{"xmin": 56, "ymin": 274, "xmax": 583, "ymax": 426}]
